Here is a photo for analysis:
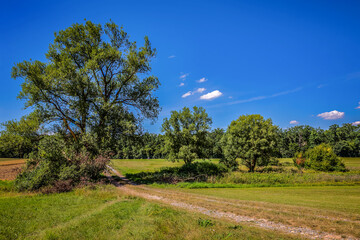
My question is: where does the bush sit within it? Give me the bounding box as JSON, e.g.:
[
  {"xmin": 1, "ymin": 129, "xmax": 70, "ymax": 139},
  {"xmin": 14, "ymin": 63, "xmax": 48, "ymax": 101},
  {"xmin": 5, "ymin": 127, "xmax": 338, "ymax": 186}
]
[
  {"xmin": 14, "ymin": 135, "xmax": 110, "ymax": 192},
  {"xmin": 293, "ymin": 152, "xmax": 306, "ymax": 169},
  {"xmin": 294, "ymin": 144, "xmax": 346, "ymax": 172},
  {"xmin": 219, "ymin": 157, "xmax": 239, "ymax": 170}
]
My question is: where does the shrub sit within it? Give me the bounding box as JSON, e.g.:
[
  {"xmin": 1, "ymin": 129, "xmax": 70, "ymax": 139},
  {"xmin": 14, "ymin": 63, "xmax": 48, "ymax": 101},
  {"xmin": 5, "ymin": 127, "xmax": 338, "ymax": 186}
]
[
  {"xmin": 305, "ymin": 144, "xmax": 346, "ymax": 172},
  {"xmin": 219, "ymin": 156, "xmax": 239, "ymax": 171},
  {"xmin": 293, "ymin": 152, "xmax": 306, "ymax": 169},
  {"xmin": 14, "ymin": 135, "xmax": 110, "ymax": 192},
  {"xmin": 294, "ymin": 144, "xmax": 346, "ymax": 172}
]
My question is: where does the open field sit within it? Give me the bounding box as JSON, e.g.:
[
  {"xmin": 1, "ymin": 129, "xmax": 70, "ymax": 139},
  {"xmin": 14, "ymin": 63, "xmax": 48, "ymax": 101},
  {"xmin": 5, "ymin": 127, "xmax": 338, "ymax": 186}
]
[
  {"xmin": 127, "ymin": 184, "xmax": 360, "ymax": 238},
  {"xmin": 1, "ymin": 158, "xmax": 360, "ymax": 238},
  {"xmin": 111, "ymin": 158, "xmax": 360, "ymax": 188},
  {"xmin": 108, "ymin": 158, "xmax": 360, "ymax": 238},
  {"xmin": 111, "ymin": 158, "xmax": 219, "ymax": 175},
  {"xmin": 0, "ymin": 183, "xmax": 298, "ymax": 240},
  {"xmin": 0, "ymin": 159, "xmax": 25, "ymax": 180},
  {"xmin": 112, "ymin": 157, "xmax": 360, "ymax": 174}
]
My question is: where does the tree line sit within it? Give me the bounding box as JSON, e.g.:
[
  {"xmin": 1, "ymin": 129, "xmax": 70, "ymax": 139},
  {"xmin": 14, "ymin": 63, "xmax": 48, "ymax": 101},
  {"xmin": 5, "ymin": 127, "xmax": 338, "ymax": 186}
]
[{"xmin": 1, "ymin": 106, "xmax": 359, "ymax": 160}]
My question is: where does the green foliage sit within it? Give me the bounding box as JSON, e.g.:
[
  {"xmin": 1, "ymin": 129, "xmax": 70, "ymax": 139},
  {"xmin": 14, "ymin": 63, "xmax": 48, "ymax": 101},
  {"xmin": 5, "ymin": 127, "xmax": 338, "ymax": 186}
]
[
  {"xmin": 197, "ymin": 218, "xmax": 215, "ymax": 227},
  {"xmin": 14, "ymin": 135, "xmax": 110, "ymax": 191},
  {"xmin": 126, "ymin": 161, "xmax": 228, "ymax": 184},
  {"xmin": 207, "ymin": 128, "xmax": 225, "ymax": 158},
  {"xmin": 222, "ymin": 114, "xmax": 277, "ymax": 172},
  {"xmin": 303, "ymin": 144, "xmax": 346, "ymax": 172},
  {"xmin": 279, "ymin": 124, "xmax": 360, "ymax": 158},
  {"xmin": 11, "ymin": 20, "xmax": 160, "ymax": 148},
  {"xmin": 0, "ymin": 112, "xmax": 43, "ymax": 158},
  {"xmin": 162, "ymin": 106, "xmax": 212, "ymax": 164}
]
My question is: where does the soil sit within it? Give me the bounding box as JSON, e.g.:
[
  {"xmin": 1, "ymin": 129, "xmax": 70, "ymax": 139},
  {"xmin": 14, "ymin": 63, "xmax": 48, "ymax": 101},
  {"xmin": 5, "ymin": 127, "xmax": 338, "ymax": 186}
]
[{"xmin": 0, "ymin": 159, "xmax": 25, "ymax": 180}]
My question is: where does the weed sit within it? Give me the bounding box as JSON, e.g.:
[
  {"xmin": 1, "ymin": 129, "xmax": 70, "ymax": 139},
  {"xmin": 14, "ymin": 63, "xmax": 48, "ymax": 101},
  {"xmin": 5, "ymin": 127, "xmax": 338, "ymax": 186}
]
[{"xmin": 197, "ymin": 218, "xmax": 215, "ymax": 227}]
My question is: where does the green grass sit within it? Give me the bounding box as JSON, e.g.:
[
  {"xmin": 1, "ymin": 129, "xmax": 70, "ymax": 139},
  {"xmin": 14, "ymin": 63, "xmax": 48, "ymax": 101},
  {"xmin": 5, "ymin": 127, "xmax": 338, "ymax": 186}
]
[
  {"xmin": 173, "ymin": 185, "xmax": 360, "ymax": 215},
  {"xmin": 0, "ymin": 182, "xmax": 297, "ymax": 240},
  {"xmin": 111, "ymin": 158, "xmax": 360, "ymax": 188},
  {"xmin": 111, "ymin": 158, "xmax": 219, "ymax": 175},
  {"xmin": 112, "ymin": 157, "xmax": 360, "ymax": 173}
]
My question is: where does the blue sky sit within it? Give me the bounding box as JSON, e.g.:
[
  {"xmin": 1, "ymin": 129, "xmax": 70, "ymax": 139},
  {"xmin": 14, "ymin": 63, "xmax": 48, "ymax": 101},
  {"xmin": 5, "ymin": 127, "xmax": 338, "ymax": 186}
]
[{"xmin": 1, "ymin": 0, "xmax": 359, "ymax": 133}]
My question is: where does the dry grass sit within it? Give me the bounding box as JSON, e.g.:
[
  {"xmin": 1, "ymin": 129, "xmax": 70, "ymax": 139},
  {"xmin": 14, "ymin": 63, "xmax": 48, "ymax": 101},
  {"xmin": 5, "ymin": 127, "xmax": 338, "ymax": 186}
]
[{"xmin": 127, "ymin": 185, "xmax": 360, "ymax": 238}]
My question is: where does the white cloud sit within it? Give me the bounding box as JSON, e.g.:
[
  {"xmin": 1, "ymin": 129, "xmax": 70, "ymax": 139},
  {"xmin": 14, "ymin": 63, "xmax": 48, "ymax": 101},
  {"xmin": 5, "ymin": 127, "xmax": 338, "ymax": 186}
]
[
  {"xmin": 179, "ymin": 83, "xmax": 184, "ymax": 87},
  {"xmin": 317, "ymin": 110, "xmax": 344, "ymax": 120},
  {"xmin": 180, "ymin": 73, "xmax": 189, "ymax": 80},
  {"xmin": 194, "ymin": 88, "xmax": 206, "ymax": 93},
  {"xmin": 352, "ymin": 121, "xmax": 360, "ymax": 126},
  {"xmin": 182, "ymin": 91, "xmax": 192, "ymax": 98},
  {"xmin": 197, "ymin": 77, "xmax": 207, "ymax": 83},
  {"xmin": 168, "ymin": 55, "xmax": 176, "ymax": 59},
  {"xmin": 290, "ymin": 120, "xmax": 299, "ymax": 125},
  {"xmin": 356, "ymin": 101, "xmax": 360, "ymax": 109},
  {"xmin": 200, "ymin": 90, "xmax": 223, "ymax": 100}
]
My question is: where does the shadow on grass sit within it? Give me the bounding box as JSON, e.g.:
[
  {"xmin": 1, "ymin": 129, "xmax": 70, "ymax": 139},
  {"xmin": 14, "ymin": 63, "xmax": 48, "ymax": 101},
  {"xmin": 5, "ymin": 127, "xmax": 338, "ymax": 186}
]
[{"xmin": 125, "ymin": 162, "xmax": 228, "ymax": 184}]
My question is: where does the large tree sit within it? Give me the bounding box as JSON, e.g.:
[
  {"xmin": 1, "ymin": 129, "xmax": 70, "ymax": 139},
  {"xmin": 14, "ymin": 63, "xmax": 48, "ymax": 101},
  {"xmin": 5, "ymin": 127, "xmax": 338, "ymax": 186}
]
[
  {"xmin": 162, "ymin": 106, "xmax": 212, "ymax": 165},
  {"xmin": 222, "ymin": 114, "xmax": 277, "ymax": 172},
  {"xmin": 12, "ymin": 21, "xmax": 160, "ymax": 147}
]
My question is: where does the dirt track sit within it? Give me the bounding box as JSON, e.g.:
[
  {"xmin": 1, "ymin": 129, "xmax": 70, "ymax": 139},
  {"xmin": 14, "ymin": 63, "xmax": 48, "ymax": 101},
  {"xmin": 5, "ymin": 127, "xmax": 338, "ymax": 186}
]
[{"xmin": 107, "ymin": 165, "xmax": 359, "ymax": 240}]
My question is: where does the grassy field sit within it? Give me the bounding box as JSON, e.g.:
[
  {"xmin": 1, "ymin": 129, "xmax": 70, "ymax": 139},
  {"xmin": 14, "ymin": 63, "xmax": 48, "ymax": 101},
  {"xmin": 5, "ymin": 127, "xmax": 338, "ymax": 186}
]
[
  {"xmin": 111, "ymin": 158, "xmax": 219, "ymax": 175},
  {"xmin": 176, "ymin": 186, "xmax": 360, "ymax": 214},
  {"xmin": 0, "ymin": 182, "xmax": 298, "ymax": 240},
  {"xmin": 112, "ymin": 157, "xmax": 360, "ymax": 173},
  {"xmin": 1, "ymin": 158, "xmax": 359, "ymax": 238},
  {"xmin": 109, "ymin": 158, "xmax": 360, "ymax": 237},
  {"xmin": 111, "ymin": 158, "xmax": 360, "ymax": 188},
  {"xmin": 133, "ymin": 184, "xmax": 360, "ymax": 238}
]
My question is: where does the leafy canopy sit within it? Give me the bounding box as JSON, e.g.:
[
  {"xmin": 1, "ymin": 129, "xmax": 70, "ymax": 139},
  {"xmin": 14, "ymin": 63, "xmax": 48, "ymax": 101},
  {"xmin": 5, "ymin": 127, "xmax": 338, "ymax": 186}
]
[
  {"xmin": 222, "ymin": 114, "xmax": 277, "ymax": 172},
  {"xmin": 303, "ymin": 144, "xmax": 346, "ymax": 172},
  {"xmin": 12, "ymin": 20, "xmax": 160, "ymax": 145},
  {"xmin": 0, "ymin": 112, "xmax": 43, "ymax": 158},
  {"xmin": 162, "ymin": 106, "xmax": 212, "ymax": 164}
]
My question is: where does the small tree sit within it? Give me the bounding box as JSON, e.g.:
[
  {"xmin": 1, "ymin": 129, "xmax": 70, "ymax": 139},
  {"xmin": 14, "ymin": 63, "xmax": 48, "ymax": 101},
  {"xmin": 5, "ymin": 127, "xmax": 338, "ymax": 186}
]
[
  {"xmin": 222, "ymin": 114, "xmax": 277, "ymax": 172},
  {"xmin": 161, "ymin": 106, "xmax": 212, "ymax": 165},
  {"xmin": 303, "ymin": 144, "xmax": 346, "ymax": 172},
  {"xmin": 0, "ymin": 112, "xmax": 43, "ymax": 158}
]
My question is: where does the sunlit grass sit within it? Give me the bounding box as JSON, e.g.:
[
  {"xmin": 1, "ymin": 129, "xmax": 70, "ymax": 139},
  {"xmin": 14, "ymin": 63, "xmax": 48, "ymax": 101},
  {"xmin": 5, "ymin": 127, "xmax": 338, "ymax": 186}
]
[{"xmin": 0, "ymin": 183, "xmax": 297, "ymax": 240}]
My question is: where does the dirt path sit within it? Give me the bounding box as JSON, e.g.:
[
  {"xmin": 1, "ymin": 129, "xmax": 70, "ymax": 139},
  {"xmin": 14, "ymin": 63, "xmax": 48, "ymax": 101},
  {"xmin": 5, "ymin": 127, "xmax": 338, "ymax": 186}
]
[{"xmin": 107, "ymin": 166, "xmax": 358, "ymax": 240}]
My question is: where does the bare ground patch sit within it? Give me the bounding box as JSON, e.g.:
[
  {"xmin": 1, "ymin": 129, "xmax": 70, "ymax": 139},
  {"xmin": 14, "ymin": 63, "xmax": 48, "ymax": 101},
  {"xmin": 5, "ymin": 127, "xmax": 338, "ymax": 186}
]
[{"xmin": 0, "ymin": 159, "xmax": 25, "ymax": 180}]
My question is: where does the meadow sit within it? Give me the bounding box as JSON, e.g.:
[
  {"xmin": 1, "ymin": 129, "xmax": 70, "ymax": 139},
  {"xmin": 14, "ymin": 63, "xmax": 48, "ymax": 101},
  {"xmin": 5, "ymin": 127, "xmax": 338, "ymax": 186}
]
[
  {"xmin": 111, "ymin": 157, "xmax": 360, "ymax": 174},
  {"xmin": 0, "ymin": 182, "xmax": 298, "ymax": 240},
  {"xmin": 111, "ymin": 157, "xmax": 360, "ymax": 188},
  {"xmin": 109, "ymin": 158, "xmax": 360, "ymax": 238},
  {"xmin": 1, "ymin": 157, "xmax": 360, "ymax": 239}
]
